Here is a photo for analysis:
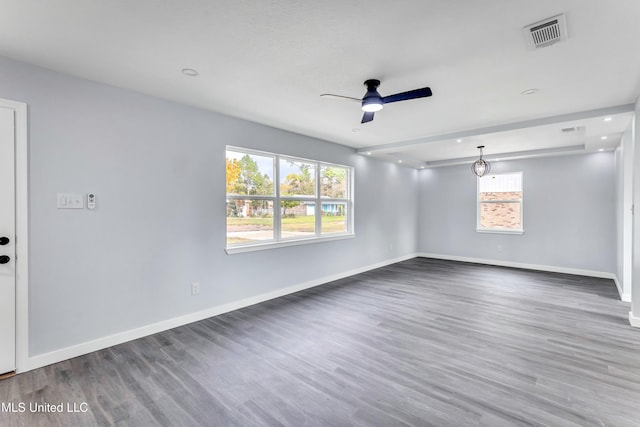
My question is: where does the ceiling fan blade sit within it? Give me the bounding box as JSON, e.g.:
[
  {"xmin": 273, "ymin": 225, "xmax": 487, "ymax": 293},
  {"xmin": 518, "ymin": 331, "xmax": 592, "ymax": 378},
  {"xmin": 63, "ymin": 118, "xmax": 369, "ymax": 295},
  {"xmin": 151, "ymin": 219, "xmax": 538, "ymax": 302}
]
[
  {"xmin": 361, "ymin": 111, "xmax": 375, "ymax": 123},
  {"xmin": 320, "ymin": 94, "xmax": 362, "ymax": 103},
  {"xmin": 381, "ymin": 87, "xmax": 432, "ymax": 104}
]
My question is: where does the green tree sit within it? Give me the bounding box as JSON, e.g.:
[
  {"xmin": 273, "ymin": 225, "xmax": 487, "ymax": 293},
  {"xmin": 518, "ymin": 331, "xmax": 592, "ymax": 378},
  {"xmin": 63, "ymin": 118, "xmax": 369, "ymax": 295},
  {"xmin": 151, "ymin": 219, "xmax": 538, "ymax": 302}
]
[
  {"xmin": 280, "ymin": 163, "xmax": 314, "ymax": 217},
  {"xmin": 281, "ymin": 164, "xmax": 314, "ymax": 196},
  {"xmin": 321, "ymin": 166, "xmax": 346, "ymax": 198},
  {"xmin": 233, "ymin": 154, "xmax": 273, "ymax": 196},
  {"xmin": 298, "ymin": 165, "xmax": 315, "ymax": 195},
  {"xmin": 281, "ymin": 200, "xmax": 301, "ymax": 217}
]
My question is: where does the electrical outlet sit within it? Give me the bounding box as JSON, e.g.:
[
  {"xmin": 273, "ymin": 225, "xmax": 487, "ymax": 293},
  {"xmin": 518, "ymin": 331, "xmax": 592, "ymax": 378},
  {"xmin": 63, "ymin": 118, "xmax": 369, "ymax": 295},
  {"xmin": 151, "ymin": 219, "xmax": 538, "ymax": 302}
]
[
  {"xmin": 191, "ymin": 282, "xmax": 200, "ymax": 296},
  {"xmin": 497, "ymin": 244, "xmax": 503, "ymax": 252}
]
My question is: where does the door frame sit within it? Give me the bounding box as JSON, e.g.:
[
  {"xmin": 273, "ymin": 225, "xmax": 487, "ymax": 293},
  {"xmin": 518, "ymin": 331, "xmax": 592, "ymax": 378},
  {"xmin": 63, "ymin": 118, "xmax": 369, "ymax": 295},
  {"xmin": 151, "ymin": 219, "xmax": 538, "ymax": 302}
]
[{"xmin": 0, "ymin": 97, "xmax": 28, "ymax": 373}]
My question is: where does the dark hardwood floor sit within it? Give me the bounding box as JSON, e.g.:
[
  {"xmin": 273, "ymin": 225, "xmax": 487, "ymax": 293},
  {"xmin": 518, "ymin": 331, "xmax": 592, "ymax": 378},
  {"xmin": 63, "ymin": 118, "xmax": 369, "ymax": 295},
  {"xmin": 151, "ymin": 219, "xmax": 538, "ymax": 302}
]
[{"xmin": 2, "ymin": 257, "xmax": 639, "ymax": 426}]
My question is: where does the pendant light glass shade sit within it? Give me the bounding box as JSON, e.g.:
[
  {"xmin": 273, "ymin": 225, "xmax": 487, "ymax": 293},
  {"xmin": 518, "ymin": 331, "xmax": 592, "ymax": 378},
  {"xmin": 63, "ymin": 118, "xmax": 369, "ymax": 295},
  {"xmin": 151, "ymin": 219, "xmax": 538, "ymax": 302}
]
[{"xmin": 471, "ymin": 146, "xmax": 491, "ymax": 177}]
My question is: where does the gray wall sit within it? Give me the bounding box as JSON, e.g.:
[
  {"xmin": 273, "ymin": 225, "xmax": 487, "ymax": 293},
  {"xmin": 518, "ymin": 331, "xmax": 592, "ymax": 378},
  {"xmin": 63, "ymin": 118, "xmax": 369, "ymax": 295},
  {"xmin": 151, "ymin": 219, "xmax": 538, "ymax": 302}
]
[
  {"xmin": 0, "ymin": 52, "xmax": 627, "ymax": 356},
  {"xmin": 417, "ymin": 153, "xmax": 616, "ymax": 273},
  {"xmin": 0, "ymin": 56, "xmax": 419, "ymax": 356}
]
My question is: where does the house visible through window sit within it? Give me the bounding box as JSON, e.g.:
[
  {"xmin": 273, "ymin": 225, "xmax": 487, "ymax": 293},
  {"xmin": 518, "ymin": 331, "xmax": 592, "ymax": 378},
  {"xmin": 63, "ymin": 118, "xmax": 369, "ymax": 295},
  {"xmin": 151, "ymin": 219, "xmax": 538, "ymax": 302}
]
[
  {"xmin": 477, "ymin": 172, "xmax": 523, "ymax": 233},
  {"xmin": 226, "ymin": 147, "xmax": 354, "ymax": 252}
]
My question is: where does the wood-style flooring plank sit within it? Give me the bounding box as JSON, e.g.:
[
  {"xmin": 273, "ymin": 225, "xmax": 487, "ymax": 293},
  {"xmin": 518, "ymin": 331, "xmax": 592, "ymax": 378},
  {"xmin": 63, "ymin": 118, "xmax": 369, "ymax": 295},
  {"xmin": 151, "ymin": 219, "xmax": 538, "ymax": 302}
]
[{"xmin": 1, "ymin": 257, "xmax": 639, "ymax": 426}]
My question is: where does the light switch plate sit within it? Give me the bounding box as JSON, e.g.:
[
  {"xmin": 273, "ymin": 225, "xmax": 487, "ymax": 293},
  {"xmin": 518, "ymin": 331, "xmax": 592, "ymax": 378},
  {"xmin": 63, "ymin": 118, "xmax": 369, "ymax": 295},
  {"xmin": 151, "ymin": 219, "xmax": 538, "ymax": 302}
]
[
  {"xmin": 87, "ymin": 193, "xmax": 96, "ymax": 209},
  {"xmin": 57, "ymin": 193, "xmax": 84, "ymax": 209}
]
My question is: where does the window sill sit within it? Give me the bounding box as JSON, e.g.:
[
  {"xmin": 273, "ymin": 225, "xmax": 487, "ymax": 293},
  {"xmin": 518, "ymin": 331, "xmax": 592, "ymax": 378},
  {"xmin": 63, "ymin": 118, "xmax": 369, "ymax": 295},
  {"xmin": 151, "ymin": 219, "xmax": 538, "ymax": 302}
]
[
  {"xmin": 225, "ymin": 233, "xmax": 355, "ymax": 254},
  {"xmin": 476, "ymin": 228, "xmax": 524, "ymax": 235}
]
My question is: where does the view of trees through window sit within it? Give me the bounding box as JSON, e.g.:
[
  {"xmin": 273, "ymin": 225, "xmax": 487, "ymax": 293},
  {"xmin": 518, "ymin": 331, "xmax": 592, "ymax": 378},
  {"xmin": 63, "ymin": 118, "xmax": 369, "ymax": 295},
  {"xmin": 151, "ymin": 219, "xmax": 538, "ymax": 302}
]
[{"xmin": 226, "ymin": 148, "xmax": 352, "ymax": 247}]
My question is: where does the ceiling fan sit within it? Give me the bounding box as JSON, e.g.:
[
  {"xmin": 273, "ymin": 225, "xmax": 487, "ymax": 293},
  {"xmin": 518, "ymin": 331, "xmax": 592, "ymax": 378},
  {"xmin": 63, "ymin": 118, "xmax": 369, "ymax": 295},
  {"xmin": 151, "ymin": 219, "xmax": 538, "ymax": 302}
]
[{"xmin": 321, "ymin": 79, "xmax": 433, "ymax": 123}]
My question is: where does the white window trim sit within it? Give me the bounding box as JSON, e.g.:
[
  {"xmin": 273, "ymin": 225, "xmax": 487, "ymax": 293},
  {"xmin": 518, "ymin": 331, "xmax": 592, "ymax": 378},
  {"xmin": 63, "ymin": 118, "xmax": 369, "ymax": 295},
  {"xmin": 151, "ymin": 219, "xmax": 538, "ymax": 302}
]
[
  {"xmin": 226, "ymin": 146, "xmax": 354, "ymax": 253},
  {"xmin": 225, "ymin": 234, "xmax": 355, "ymax": 254},
  {"xmin": 476, "ymin": 228, "xmax": 525, "ymax": 235},
  {"xmin": 476, "ymin": 172, "xmax": 524, "ymax": 234}
]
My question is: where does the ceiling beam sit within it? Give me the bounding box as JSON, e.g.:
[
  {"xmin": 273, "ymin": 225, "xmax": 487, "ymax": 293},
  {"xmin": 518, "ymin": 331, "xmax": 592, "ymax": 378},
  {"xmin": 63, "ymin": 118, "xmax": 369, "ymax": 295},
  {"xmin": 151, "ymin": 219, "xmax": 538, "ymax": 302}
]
[
  {"xmin": 356, "ymin": 104, "xmax": 635, "ymax": 154},
  {"xmin": 422, "ymin": 145, "xmax": 586, "ymax": 168}
]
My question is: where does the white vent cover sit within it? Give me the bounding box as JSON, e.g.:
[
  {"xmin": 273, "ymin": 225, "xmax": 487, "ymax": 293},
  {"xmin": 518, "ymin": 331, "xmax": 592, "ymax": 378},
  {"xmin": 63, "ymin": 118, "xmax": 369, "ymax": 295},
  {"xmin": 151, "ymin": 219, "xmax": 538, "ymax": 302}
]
[
  {"xmin": 523, "ymin": 14, "xmax": 568, "ymax": 49},
  {"xmin": 561, "ymin": 126, "xmax": 584, "ymax": 133}
]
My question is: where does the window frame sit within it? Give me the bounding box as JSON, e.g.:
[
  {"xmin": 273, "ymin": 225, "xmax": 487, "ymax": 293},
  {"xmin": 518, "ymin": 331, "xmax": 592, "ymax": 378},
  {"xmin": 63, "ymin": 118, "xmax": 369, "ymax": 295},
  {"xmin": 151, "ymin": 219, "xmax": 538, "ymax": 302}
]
[
  {"xmin": 476, "ymin": 171, "xmax": 524, "ymax": 235},
  {"xmin": 226, "ymin": 146, "xmax": 354, "ymax": 254}
]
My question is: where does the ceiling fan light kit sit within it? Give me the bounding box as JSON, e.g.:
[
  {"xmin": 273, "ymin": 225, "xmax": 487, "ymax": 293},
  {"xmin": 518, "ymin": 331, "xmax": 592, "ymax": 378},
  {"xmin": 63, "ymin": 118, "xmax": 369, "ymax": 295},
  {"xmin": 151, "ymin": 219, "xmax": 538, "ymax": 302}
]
[
  {"xmin": 472, "ymin": 145, "xmax": 491, "ymax": 177},
  {"xmin": 361, "ymin": 102, "xmax": 383, "ymax": 112}
]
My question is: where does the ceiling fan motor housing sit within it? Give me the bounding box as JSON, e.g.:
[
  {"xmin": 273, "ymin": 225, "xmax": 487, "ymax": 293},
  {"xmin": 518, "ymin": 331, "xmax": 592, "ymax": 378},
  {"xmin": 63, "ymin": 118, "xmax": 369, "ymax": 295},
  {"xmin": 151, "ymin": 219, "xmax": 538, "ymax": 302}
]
[{"xmin": 362, "ymin": 79, "xmax": 383, "ymax": 111}]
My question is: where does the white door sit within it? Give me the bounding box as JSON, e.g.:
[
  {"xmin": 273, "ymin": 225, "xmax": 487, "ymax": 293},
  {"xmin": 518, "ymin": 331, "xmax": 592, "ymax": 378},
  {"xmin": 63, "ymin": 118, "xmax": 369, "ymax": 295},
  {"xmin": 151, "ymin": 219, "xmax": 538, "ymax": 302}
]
[{"xmin": 0, "ymin": 106, "xmax": 16, "ymax": 374}]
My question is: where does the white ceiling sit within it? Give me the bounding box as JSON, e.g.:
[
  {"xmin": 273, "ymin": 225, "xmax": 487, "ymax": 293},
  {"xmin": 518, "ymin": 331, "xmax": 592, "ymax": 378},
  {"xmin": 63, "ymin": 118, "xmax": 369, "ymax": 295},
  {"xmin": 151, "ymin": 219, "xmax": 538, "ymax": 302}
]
[{"xmin": 0, "ymin": 0, "xmax": 638, "ymax": 168}]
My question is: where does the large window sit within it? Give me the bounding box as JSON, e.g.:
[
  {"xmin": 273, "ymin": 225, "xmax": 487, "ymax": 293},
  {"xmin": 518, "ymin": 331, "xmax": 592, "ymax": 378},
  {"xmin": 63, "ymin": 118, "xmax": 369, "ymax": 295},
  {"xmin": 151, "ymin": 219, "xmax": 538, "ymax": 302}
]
[
  {"xmin": 226, "ymin": 147, "xmax": 353, "ymax": 252},
  {"xmin": 477, "ymin": 172, "xmax": 523, "ymax": 234}
]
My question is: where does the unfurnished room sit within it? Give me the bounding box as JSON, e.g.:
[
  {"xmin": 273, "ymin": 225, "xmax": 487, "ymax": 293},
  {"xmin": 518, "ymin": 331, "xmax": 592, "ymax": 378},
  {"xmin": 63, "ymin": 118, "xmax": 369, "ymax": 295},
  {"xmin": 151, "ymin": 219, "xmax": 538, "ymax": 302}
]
[{"xmin": 1, "ymin": 1, "xmax": 640, "ymax": 426}]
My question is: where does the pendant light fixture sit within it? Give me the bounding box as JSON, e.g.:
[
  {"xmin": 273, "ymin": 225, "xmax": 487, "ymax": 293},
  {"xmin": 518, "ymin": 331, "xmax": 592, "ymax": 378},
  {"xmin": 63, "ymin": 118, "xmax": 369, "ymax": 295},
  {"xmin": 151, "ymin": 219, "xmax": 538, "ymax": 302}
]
[{"xmin": 471, "ymin": 145, "xmax": 491, "ymax": 177}]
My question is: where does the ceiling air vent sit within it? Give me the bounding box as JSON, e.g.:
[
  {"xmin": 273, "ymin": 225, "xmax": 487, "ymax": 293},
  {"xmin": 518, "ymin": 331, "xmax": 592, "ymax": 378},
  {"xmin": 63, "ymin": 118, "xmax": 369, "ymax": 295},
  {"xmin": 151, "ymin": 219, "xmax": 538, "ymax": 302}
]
[
  {"xmin": 561, "ymin": 126, "xmax": 584, "ymax": 134},
  {"xmin": 523, "ymin": 14, "xmax": 568, "ymax": 49}
]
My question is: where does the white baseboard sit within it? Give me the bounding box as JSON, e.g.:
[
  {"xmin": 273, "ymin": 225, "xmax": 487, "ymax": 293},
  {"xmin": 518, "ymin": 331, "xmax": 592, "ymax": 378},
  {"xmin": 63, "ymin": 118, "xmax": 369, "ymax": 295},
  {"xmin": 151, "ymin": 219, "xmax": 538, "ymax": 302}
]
[
  {"xmin": 420, "ymin": 254, "xmax": 639, "ymax": 327},
  {"xmin": 418, "ymin": 252, "xmax": 618, "ymax": 282},
  {"xmin": 613, "ymin": 276, "xmax": 631, "ymax": 303},
  {"xmin": 630, "ymin": 311, "xmax": 640, "ymax": 328},
  {"xmin": 25, "ymin": 253, "xmax": 417, "ymax": 372}
]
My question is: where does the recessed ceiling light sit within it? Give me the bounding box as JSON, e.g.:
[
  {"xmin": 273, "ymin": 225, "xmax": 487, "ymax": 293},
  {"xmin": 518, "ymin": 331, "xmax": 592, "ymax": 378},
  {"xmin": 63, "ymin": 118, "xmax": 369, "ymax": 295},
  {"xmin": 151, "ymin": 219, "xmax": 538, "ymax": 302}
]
[
  {"xmin": 604, "ymin": 117, "xmax": 612, "ymax": 122},
  {"xmin": 181, "ymin": 68, "xmax": 199, "ymax": 77},
  {"xmin": 352, "ymin": 128, "xmax": 361, "ymax": 132},
  {"xmin": 521, "ymin": 88, "xmax": 538, "ymax": 95},
  {"xmin": 601, "ymin": 136, "xmax": 608, "ymax": 140},
  {"xmin": 598, "ymin": 148, "xmax": 605, "ymax": 152},
  {"xmin": 456, "ymin": 139, "xmax": 463, "ymax": 143},
  {"xmin": 419, "ymin": 166, "xmax": 425, "ymax": 169},
  {"xmin": 366, "ymin": 152, "xmax": 372, "ymax": 155},
  {"xmin": 398, "ymin": 160, "xmax": 403, "ymax": 163}
]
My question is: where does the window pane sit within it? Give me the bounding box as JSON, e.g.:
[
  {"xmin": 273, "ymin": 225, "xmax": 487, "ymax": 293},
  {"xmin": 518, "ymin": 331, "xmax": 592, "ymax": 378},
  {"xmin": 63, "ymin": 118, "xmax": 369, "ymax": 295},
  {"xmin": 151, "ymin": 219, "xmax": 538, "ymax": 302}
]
[
  {"xmin": 226, "ymin": 199, "xmax": 274, "ymax": 245},
  {"xmin": 320, "ymin": 165, "xmax": 348, "ymax": 198},
  {"xmin": 321, "ymin": 202, "xmax": 347, "ymax": 235},
  {"xmin": 281, "ymin": 200, "xmax": 315, "ymax": 239},
  {"xmin": 480, "ymin": 202, "xmax": 521, "ymax": 230},
  {"xmin": 226, "ymin": 150, "xmax": 274, "ymax": 196},
  {"xmin": 279, "ymin": 159, "xmax": 315, "ymax": 197},
  {"xmin": 479, "ymin": 173, "xmax": 522, "ymax": 193},
  {"xmin": 480, "ymin": 191, "xmax": 522, "ymax": 201}
]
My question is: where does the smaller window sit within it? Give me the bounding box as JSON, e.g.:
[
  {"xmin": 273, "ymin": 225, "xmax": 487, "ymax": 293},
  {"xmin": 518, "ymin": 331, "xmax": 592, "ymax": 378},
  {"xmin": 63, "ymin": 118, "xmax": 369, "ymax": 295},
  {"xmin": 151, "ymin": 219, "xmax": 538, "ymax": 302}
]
[{"xmin": 477, "ymin": 172, "xmax": 523, "ymax": 234}]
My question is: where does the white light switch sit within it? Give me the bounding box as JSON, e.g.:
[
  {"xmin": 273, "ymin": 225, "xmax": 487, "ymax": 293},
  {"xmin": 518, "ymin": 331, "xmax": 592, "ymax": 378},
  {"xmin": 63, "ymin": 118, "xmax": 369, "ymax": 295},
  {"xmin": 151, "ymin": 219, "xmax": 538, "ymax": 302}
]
[{"xmin": 57, "ymin": 193, "xmax": 84, "ymax": 209}]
